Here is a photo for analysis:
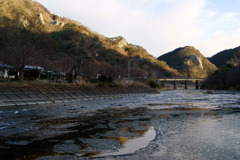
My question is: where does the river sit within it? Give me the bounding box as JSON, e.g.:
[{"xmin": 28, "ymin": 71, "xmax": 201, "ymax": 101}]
[{"xmin": 0, "ymin": 89, "xmax": 240, "ymax": 159}]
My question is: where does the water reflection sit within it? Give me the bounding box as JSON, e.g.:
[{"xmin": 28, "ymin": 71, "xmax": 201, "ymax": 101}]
[
  {"xmin": 75, "ymin": 115, "xmax": 154, "ymax": 157},
  {"xmin": 100, "ymin": 126, "xmax": 156, "ymax": 156}
]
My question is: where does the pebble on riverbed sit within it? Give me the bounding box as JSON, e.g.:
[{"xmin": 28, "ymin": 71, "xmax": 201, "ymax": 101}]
[{"xmin": 14, "ymin": 111, "xmax": 20, "ymax": 114}]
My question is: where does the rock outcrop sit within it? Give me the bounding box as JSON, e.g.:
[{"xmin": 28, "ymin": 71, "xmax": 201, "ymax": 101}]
[
  {"xmin": 19, "ymin": 15, "xmax": 29, "ymax": 27},
  {"xmin": 118, "ymin": 37, "xmax": 127, "ymax": 48},
  {"xmin": 189, "ymin": 55, "xmax": 203, "ymax": 69},
  {"xmin": 111, "ymin": 36, "xmax": 128, "ymax": 48},
  {"xmin": 38, "ymin": 13, "xmax": 45, "ymax": 25}
]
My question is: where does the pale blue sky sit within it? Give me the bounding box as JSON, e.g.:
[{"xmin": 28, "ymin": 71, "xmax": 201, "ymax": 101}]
[{"xmin": 35, "ymin": 0, "xmax": 240, "ymax": 57}]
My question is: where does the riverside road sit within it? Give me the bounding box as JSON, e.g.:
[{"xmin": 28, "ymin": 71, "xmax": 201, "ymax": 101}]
[{"xmin": 0, "ymin": 89, "xmax": 240, "ymax": 160}]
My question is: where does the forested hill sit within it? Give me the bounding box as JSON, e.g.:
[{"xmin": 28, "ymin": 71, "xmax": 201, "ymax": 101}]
[
  {"xmin": 158, "ymin": 46, "xmax": 217, "ymax": 78},
  {"xmin": 0, "ymin": 0, "xmax": 179, "ymax": 81},
  {"xmin": 202, "ymin": 46, "xmax": 240, "ymax": 90},
  {"xmin": 209, "ymin": 46, "xmax": 240, "ymax": 68}
]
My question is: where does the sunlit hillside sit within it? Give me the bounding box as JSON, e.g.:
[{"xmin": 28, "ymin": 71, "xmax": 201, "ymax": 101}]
[
  {"xmin": 158, "ymin": 46, "xmax": 218, "ymax": 78},
  {"xmin": 0, "ymin": 0, "xmax": 179, "ymax": 82}
]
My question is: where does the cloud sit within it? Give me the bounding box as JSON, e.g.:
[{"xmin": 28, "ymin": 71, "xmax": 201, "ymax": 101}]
[
  {"xmin": 36, "ymin": 0, "xmax": 240, "ymax": 58},
  {"xmin": 195, "ymin": 7, "xmax": 240, "ymax": 56},
  {"xmin": 196, "ymin": 29, "xmax": 240, "ymax": 57},
  {"xmin": 143, "ymin": 0, "xmax": 206, "ymax": 55}
]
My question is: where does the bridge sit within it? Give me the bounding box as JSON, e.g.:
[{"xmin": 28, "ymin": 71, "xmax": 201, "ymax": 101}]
[{"xmin": 156, "ymin": 78, "xmax": 205, "ymax": 90}]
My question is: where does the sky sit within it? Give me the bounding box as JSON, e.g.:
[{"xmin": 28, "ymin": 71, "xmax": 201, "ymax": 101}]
[{"xmin": 35, "ymin": 0, "xmax": 240, "ymax": 58}]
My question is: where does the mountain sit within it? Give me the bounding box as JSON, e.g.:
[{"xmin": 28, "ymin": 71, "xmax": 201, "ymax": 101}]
[
  {"xmin": 0, "ymin": 0, "xmax": 179, "ymax": 81},
  {"xmin": 158, "ymin": 46, "xmax": 218, "ymax": 78},
  {"xmin": 209, "ymin": 46, "xmax": 240, "ymax": 68}
]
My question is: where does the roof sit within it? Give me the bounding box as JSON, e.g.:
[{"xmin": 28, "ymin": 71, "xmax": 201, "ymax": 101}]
[
  {"xmin": 24, "ymin": 65, "xmax": 44, "ymax": 70},
  {"xmin": 0, "ymin": 62, "xmax": 44, "ymax": 70},
  {"xmin": 0, "ymin": 62, "xmax": 14, "ymax": 69}
]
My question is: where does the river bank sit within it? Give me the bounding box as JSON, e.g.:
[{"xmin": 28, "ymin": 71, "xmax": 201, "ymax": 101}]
[{"xmin": 0, "ymin": 85, "xmax": 157, "ymax": 107}]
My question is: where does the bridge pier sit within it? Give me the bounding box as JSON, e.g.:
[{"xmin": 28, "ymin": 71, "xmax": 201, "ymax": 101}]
[
  {"xmin": 185, "ymin": 80, "xmax": 188, "ymax": 89},
  {"xmin": 173, "ymin": 81, "xmax": 177, "ymax": 90},
  {"xmin": 196, "ymin": 80, "xmax": 199, "ymax": 89},
  {"xmin": 162, "ymin": 81, "xmax": 165, "ymax": 88}
]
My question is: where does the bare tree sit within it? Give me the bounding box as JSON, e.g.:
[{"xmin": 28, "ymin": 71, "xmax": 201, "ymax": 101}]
[{"xmin": 4, "ymin": 22, "xmax": 42, "ymax": 82}]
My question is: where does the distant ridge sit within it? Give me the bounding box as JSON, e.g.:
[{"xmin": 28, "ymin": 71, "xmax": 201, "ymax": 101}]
[{"xmin": 209, "ymin": 46, "xmax": 240, "ymax": 68}]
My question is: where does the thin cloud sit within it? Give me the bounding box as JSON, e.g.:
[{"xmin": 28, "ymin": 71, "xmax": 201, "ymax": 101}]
[
  {"xmin": 36, "ymin": 0, "xmax": 240, "ymax": 57},
  {"xmin": 197, "ymin": 29, "xmax": 240, "ymax": 56}
]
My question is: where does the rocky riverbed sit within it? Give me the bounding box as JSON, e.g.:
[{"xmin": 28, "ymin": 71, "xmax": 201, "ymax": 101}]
[{"xmin": 0, "ymin": 89, "xmax": 240, "ymax": 159}]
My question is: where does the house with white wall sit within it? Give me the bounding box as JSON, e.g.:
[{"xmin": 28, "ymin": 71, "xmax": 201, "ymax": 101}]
[{"xmin": 0, "ymin": 62, "xmax": 14, "ymax": 79}]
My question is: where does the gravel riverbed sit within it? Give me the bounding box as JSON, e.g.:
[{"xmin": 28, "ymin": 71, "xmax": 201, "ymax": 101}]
[{"xmin": 0, "ymin": 89, "xmax": 240, "ymax": 160}]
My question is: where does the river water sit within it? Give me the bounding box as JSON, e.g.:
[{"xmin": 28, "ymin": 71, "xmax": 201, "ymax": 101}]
[{"xmin": 0, "ymin": 89, "xmax": 240, "ymax": 160}]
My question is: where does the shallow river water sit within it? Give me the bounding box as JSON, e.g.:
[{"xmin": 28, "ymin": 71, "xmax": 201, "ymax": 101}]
[{"xmin": 0, "ymin": 89, "xmax": 240, "ymax": 160}]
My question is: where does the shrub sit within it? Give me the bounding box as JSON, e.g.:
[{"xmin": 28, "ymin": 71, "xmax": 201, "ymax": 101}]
[
  {"xmin": 149, "ymin": 80, "xmax": 160, "ymax": 89},
  {"xmin": 52, "ymin": 14, "xmax": 59, "ymax": 21}
]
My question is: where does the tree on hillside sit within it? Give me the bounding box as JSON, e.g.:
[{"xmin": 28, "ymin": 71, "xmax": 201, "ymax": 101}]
[{"xmin": 3, "ymin": 20, "xmax": 43, "ymax": 82}]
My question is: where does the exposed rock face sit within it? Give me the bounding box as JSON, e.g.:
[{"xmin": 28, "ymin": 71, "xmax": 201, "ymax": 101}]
[
  {"xmin": 118, "ymin": 38, "xmax": 127, "ymax": 48},
  {"xmin": 110, "ymin": 36, "xmax": 128, "ymax": 48},
  {"xmin": 19, "ymin": 15, "xmax": 29, "ymax": 27},
  {"xmin": 38, "ymin": 13, "xmax": 45, "ymax": 25},
  {"xmin": 59, "ymin": 22, "xmax": 65, "ymax": 27},
  {"xmin": 189, "ymin": 55, "xmax": 203, "ymax": 69}
]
